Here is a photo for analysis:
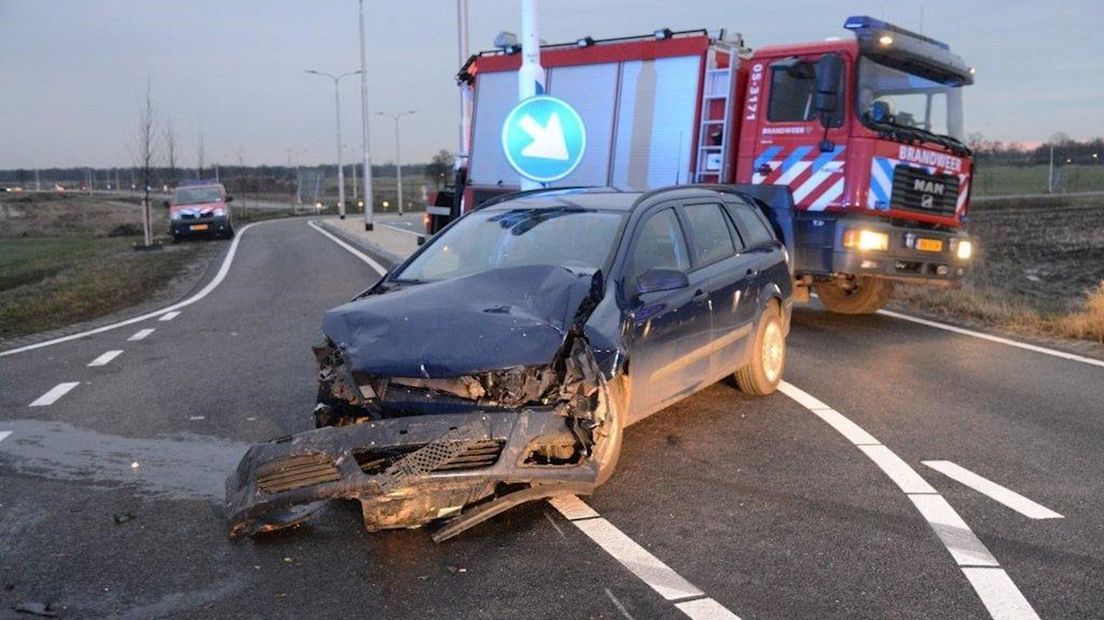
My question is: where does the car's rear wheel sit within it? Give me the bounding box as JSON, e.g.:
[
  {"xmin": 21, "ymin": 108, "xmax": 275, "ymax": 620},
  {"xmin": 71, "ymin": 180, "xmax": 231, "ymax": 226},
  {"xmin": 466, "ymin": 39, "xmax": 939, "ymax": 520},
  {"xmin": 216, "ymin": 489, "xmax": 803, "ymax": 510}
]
[
  {"xmin": 734, "ymin": 301, "xmax": 785, "ymax": 395},
  {"xmin": 816, "ymin": 276, "xmax": 894, "ymax": 314}
]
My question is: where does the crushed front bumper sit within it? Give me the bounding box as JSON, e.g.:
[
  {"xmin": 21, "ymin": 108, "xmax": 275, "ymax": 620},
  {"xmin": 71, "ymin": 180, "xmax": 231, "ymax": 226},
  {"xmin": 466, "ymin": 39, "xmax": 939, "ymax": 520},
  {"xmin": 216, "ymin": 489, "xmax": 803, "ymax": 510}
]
[{"xmin": 226, "ymin": 407, "xmax": 599, "ymax": 542}]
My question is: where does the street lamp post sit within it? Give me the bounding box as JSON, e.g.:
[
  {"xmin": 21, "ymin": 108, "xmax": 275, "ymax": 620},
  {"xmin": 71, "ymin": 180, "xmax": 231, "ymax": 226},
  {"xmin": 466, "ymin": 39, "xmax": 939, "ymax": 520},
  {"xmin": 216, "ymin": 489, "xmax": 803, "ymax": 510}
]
[
  {"xmin": 358, "ymin": 0, "xmax": 375, "ymax": 231},
  {"xmin": 377, "ymin": 110, "xmax": 417, "ymax": 216},
  {"xmin": 306, "ymin": 69, "xmax": 361, "ymax": 219}
]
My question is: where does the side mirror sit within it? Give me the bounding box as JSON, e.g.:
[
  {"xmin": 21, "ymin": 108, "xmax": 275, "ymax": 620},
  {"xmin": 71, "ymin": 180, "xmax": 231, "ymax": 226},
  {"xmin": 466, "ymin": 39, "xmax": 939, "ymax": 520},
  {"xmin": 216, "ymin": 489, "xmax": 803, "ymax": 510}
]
[
  {"xmin": 814, "ymin": 53, "xmax": 843, "ymax": 128},
  {"xmin": 225, "ymin": 195, "xmax": 234, "ymax": 203},
  {"xmin": 637, "ymin": 268, "xmax": 689, "ymax": 295}
]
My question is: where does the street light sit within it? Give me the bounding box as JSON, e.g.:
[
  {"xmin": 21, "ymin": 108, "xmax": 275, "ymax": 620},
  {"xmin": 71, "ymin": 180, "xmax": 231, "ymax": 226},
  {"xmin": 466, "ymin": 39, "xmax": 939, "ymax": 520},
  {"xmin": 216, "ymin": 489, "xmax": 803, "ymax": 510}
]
[
  {"xmin": 377, "ymin": 110, "xmax": 417, "ymax": 216},
  {"xmin": 306, "ymin": 68, "xmax": 362, "ymax": 219}
]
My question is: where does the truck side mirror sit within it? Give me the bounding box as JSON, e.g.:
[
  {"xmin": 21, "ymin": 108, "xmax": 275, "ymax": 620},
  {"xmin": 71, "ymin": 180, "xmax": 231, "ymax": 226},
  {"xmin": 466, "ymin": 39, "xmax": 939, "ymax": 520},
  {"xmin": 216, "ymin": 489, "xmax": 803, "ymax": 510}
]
[{"xmin": 814, "ymin": 54, "xmax": 843, "ymax": 127}]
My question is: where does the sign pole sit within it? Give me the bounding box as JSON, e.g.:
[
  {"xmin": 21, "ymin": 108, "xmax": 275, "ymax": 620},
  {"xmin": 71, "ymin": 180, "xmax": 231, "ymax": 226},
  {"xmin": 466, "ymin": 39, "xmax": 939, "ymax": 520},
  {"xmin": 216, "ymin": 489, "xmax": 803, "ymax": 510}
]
[{"xmin": 518, "ymin": 0, "xmax": 544, "ymax": 190}]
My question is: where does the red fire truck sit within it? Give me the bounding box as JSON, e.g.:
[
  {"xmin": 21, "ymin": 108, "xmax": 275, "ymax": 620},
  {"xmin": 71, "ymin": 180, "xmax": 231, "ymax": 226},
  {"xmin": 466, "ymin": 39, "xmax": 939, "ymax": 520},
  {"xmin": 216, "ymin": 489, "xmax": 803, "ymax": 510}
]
[{"xmin": 428, "ymin": 16, "xmax": 976, "ymax": 314}]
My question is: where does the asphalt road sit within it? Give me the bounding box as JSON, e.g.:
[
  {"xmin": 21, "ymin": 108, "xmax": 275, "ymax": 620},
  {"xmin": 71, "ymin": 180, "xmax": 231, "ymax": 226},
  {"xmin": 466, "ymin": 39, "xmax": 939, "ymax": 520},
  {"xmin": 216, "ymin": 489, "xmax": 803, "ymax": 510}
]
[{"xmin": 1, "ymin": 217, "xmax": 1101, "ymax": 619}]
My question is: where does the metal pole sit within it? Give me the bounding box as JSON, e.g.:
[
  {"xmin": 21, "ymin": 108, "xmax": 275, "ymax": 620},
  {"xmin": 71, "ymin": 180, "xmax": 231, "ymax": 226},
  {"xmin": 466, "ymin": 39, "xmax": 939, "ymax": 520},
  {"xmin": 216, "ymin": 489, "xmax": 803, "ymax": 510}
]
[
  {"xmin": 395, "ymin": 118, "xmax": 403, "ymax": 216},
  {"xmin": 334, "ymin": 76, "xmax": 346, "ymax": 219},
  {"xmin": 1048, "ymin": 144, "xmax": 1054, "ymax": 194},
  {"xmin": 352, "ymin": 157, "xmax": 358, "ymax": 201},
  {"xmin": 457, "ymin": 0, "xmax": 470, "ymax": 156},
  {"xmin": 518, "ymin": 0, "xmax": 544, "ymax": 190},
  {"xmin": 358, "ymin": 0, "xmax": 375, "ymax": 231}
]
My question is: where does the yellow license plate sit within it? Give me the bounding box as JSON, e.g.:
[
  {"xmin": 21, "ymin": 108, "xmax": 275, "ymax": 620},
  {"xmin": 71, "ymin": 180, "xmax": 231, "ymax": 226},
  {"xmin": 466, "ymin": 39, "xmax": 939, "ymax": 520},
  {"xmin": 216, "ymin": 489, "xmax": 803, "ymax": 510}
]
[
  {"xmin": 190, "ymin": 224, "xmax": 209, "ymax": 231},
  {"xmin": 917, "ymin": 238, "xmax": 943, "ymax": 252}
]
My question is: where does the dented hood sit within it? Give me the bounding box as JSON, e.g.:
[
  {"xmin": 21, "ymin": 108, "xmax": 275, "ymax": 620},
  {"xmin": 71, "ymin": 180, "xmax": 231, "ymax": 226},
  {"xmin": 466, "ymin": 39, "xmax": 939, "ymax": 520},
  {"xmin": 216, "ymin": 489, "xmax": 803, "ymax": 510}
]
[{"xmin": 322, "ymin": 265, "xmax": 596, "ymax": 378}]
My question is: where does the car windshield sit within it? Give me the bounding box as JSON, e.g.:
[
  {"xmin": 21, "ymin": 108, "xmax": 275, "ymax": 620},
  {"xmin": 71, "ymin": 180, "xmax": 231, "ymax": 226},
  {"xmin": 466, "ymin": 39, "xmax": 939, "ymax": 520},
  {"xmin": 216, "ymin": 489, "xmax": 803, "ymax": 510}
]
[
  {"xmin": 396, "ymin": 207, "xmax": 625, "ymax": 283},
  {"xmin": 856, "ymin": 56, "xmax": 965, "ymax": 141},
  {"xmin": 173, "ymin": 186, "xmax": 222, "ymax": 204}
]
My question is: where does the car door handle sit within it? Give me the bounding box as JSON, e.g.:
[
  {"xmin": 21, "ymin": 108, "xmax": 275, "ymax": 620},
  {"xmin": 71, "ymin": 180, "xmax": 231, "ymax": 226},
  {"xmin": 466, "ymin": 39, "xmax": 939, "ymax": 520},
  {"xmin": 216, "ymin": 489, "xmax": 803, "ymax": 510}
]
[
  {"xmin": 692, "ymin": 289, "xmax": 709, "ymax": 303},
  {"xmin": 744, "ymin": 268, "xmax": 759, "ymax": 280}
]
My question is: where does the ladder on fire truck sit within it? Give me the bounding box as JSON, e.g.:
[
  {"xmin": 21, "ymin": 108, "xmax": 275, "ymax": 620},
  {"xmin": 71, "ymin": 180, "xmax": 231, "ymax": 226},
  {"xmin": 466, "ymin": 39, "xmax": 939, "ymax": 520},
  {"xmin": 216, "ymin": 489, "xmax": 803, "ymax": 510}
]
[{"xmin": 693, "ymin": 42, "xmax": 740, "ymax": 183}]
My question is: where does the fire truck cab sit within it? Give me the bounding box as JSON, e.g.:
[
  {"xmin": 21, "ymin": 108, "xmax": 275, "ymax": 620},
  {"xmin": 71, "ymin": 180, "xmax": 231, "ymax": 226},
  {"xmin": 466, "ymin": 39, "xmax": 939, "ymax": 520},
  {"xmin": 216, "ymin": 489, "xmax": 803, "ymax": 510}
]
[{"xmin": 440, "ymin": 15, "xmax": 976, "ymax": 314}]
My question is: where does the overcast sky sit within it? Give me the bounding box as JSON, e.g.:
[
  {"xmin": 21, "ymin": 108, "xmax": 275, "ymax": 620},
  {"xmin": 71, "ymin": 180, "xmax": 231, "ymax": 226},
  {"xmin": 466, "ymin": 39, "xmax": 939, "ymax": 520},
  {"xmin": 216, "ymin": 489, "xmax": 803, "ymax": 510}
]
[{"xmin": 1, "ymin": 0, "xmax": 1101, "ymax": 169}]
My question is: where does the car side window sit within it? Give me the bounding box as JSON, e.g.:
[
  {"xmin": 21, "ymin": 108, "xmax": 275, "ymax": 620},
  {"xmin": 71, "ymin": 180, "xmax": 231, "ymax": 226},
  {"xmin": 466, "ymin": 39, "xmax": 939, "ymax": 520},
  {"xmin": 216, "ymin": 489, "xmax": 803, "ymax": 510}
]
[
  {"xmin": 632, "ymin": 209, "xmax": 689, "ymax": 277},
  {"xmin": 726, "ymin": 200, "xmax": 776, "ymax": 249},
  {"xmin": 681, "ymin": 203, "xmax": 736, "ymax": 267}
]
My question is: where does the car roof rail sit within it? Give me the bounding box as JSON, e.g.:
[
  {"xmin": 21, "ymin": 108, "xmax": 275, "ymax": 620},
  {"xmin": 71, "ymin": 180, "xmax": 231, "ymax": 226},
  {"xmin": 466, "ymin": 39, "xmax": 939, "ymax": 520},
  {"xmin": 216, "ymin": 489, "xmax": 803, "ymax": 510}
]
[{"xmin": 474, "ymin": 186, "xmax": 621, "ymax": 210}]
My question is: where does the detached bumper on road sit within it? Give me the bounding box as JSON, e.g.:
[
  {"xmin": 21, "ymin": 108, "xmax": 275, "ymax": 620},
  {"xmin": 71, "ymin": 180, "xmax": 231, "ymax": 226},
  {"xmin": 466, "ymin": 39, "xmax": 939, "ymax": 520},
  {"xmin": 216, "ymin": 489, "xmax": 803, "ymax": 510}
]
[{"xmin": 225, "ymin": 408, "xmax": 599, "ymax": 542}]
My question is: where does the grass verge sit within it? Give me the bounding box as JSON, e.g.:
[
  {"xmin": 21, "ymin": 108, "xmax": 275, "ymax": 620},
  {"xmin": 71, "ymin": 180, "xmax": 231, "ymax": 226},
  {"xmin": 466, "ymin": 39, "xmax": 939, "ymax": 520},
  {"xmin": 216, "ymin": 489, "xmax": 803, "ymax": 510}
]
[
  {"xmin": 0, "ymin": 237, "xmax": 207, "ymax": 339},
  {"xmin": 892, "ymin": 281, "xmax": 1104, "ymax": 344}
]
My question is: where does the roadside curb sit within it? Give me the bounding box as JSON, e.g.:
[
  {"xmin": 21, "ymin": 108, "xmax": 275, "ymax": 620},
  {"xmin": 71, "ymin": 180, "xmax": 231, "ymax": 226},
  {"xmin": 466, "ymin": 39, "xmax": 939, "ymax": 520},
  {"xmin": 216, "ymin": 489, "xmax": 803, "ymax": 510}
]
[{"xmin": 314, "ymin": 219, "xmax": 403, "ymax": 269}]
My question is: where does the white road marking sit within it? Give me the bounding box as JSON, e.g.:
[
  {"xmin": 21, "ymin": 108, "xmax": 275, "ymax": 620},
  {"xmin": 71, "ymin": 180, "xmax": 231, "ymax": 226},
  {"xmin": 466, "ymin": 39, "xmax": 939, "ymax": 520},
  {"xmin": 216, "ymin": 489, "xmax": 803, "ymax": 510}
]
[
  {"xmin": 908, "ymin": 494, "xmax": 1000, "ymax": 567},
  {"xmin": 380, "ymin": 222, "xmax": 426, "ymax": 238},
  {"xmin": 675, "ymin": 597, "xmax": 742, "ymax": 620},
  {"xmin": 962, "ymin": 567, "xmax": 1042, "ymax": 620},
  {"xmin": 860, "ymin": 445, "xmax": 938, "ymax": 494},
  {"xmin": 188, "ymin": 416, "xmax": 206, "ymax": 421},
  {"xmin": 0, "ymin": 431, "xmax": 11, "ymax": 443},
  {"xmin": 923, "ymin": 461, "xmax": 1063, "ymax": 519},
  {"xmin": 877, "ymin": 309, "xmax": 1104, "ymax": 369},
  {"xmin": 159, "ymin": 311, "xmax": 181, "ymax": 322},
  {"xmin": 778, "ymin": 381, "xmax": 1040, "ymax": 619},
  {"xmin": 548, "ymin": 494, "xmax": 600, "ymax": 520},
  {"xmin": 128, "ymin": 328, "xmax": 155, "ymax": 341},
  {"xmin": 0, "ymin": 220, "xmax": 271, "ymax": 357},
  {"xmin": 29, "ymin": 382, "xmax": 80, "ymax": 407},
  {"xmin": 777, "ymin": 384, "xmax": 879, "ymax": 445},
  {"xmin": 550, "ymin": 495, "xmax": 741, "ymax": 619},
  {"xmin": 307, "ymin": 220, "xmax": 388, "ymax": 275},
  {"xmin": 87, "ymin": 350, "xmax": 123, "ymax": 367}
]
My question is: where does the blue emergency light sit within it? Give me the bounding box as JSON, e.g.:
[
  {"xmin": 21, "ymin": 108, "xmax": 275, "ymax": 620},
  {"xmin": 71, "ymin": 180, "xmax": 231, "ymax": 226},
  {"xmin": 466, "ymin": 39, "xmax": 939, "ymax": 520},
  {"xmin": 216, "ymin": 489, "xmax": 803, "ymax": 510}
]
[{"xmin": 843, "ymin": 15, "xmax": 950, "ymax": 50}]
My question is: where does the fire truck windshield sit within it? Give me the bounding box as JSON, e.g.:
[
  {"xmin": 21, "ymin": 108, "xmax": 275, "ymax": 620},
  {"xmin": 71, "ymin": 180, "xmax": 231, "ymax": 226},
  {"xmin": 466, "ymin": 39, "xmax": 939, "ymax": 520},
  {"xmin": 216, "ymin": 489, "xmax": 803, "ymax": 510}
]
[{"xmin": 856, "ymin": 56, "xmax": 965, "ymax": 143}]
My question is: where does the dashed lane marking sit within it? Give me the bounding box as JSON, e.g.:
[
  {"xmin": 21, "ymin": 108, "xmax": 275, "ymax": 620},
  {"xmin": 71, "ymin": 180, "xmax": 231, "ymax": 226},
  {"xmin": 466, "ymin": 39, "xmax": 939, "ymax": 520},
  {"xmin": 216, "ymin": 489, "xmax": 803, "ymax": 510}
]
[
  {"xmin": 128, "ymin": 328, "xmax": 155, "ymax": 341},
  {"xmin": 29, "ymin": 382, "xmax": 80, "ymax": 407},
  {"xmin": 550, "ymin": 495, "xmax": 741, "ymax": 620},
  {"xmin": 923, "ymin": 460, "xmax": 1063, "ymax": 520},
  {"xmin": 307, "ymin": 220, "xmax": 388, "ymax": 275},
  {"xmin": 159, "ymin": 311, "xmax": 181, "ymax": 321},
  {"xmin": 778, "ymin": 381, "xmax": 1040, "ymax": 620},
  {"xmin": 87, "ymin": 350, "xmax": 123, "ymax": 367},
  {"xmin": 0, "ymin": 220, "xmax": 272, "ymax": 357}
]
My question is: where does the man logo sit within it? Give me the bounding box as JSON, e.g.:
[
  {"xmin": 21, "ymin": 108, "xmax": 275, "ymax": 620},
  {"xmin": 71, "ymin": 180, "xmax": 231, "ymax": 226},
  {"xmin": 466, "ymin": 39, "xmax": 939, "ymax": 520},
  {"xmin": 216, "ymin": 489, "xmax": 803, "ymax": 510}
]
[
  {"xmin": 913, "ymin": 178, "xmax": 946, "ymax": 196},
  {"xmin": 921, "ymin": 194, "xmax": 935, "ymax": 209}
]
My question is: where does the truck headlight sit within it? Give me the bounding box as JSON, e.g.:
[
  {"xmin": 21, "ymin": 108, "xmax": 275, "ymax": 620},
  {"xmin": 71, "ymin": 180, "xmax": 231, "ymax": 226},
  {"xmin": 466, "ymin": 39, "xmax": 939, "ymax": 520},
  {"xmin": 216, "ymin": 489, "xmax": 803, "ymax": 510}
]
[
  {"xmin": 843, "ymin": 229, "xmax": 889, "ymax": 252},
  {"xmin": 956, "ymin": 240, "xmax": 973, "ymax": 260}
]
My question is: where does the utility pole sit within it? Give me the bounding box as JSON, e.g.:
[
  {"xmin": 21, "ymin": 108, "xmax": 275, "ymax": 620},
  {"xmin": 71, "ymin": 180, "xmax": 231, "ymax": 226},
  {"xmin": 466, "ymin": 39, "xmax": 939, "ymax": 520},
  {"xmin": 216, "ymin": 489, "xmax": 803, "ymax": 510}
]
[
  {"xmin": 358, "ymin": 0, "xmax": 375, "ymax": 230},
  {"xmin": 455, "ymin": 0, "xmax": 471, "ymax": 218},
  {"xmin": 306, "ymin": 68, "xmax": 361, "ymax": 219},
  {"xmin": 518, "ymin": 0, "xmax": 544, "ymax": 190},
  {"xmin": 377, "ymin": 111, "xmax": 417, "ymax": 216}
]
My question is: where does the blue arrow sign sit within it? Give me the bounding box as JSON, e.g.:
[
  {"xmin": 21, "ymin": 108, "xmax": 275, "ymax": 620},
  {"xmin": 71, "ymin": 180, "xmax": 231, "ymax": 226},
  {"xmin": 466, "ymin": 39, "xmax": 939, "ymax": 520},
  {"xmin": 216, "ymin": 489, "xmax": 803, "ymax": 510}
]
[{"xmin": 501, "ymin": 96, "xmax": 587, "ymax": 183}]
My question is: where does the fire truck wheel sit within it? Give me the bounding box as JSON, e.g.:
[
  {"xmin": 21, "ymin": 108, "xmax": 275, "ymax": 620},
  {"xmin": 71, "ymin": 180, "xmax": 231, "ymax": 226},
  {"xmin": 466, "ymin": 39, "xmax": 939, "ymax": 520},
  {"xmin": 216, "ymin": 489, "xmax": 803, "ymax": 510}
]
[
  {"xmin": 734, "ymin": 300, "xmax": 785, "ymax": 396},
  {"xmin": 816, "ymin": 277, "xmax": 895, "ymax": 314}
]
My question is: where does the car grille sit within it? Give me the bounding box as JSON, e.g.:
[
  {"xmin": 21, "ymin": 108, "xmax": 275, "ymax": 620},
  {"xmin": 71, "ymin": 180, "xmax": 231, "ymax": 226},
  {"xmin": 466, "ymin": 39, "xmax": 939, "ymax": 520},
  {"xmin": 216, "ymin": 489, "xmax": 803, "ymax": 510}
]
[
  {"xmin": 256, "ymin": 452, "xmax": 341, "ymax": 493},
  {"xmin": 355, "ymin": 439, "xmax": 505, "ymax": 475},
  {"xmin": 891, "ymin": 166, "xmax": 959, "ymax": 215}
]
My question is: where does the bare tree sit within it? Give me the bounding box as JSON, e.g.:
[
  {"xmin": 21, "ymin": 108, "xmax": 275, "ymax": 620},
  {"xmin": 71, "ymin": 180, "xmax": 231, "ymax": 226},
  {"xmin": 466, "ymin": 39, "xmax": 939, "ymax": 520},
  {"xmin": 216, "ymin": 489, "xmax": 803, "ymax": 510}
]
[
  {"xmin": 129, "ymin": 80, "xmax": 159, "ymax": 247},
  {"xmin": 164, "ymin": 118, "xmax": 178, "ymax": 188},
  {"xmin": 196, "ymin": 130, "xmax": 206, "ymax": 179}
]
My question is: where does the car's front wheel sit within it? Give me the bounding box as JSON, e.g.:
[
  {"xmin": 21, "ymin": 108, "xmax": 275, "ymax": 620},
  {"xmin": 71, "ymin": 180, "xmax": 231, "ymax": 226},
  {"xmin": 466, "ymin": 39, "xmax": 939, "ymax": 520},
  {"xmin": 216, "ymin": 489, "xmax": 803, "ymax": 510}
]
[{"xmin": 734, "ymin": 301, "xmax": 786, "ymax": 395}]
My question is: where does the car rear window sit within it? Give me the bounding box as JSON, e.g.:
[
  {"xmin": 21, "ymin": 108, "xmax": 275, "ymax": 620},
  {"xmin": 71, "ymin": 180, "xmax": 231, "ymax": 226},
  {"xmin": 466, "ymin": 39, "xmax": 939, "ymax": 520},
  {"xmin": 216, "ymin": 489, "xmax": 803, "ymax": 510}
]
[
  {"xmin": 726, "ymin": 201, "xmax": 776, "ymax": 248},
  {"xmin": 681, "ymin": 203, "xmax": 736, "ymax": 267},
  {"xmin": 632, "ymin": 208, "xmax": 689, "ymax": 277}
]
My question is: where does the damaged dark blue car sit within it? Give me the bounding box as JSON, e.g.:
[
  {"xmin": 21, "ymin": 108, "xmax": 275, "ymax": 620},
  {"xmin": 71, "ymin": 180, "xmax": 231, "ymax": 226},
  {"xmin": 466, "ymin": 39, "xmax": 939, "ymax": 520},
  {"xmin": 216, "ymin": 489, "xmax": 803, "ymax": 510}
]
[{"xmin": 226, "ymin": 186, "xmax": 794, "ymax": 541}]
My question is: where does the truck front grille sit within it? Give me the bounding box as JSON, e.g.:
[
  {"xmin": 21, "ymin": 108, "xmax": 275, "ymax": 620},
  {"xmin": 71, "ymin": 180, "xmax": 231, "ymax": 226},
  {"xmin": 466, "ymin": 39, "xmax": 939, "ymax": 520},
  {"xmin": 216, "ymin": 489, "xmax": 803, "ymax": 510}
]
[{"xmin": 891, "ymin": 166, "xmax": 959, "ymax": 215}]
